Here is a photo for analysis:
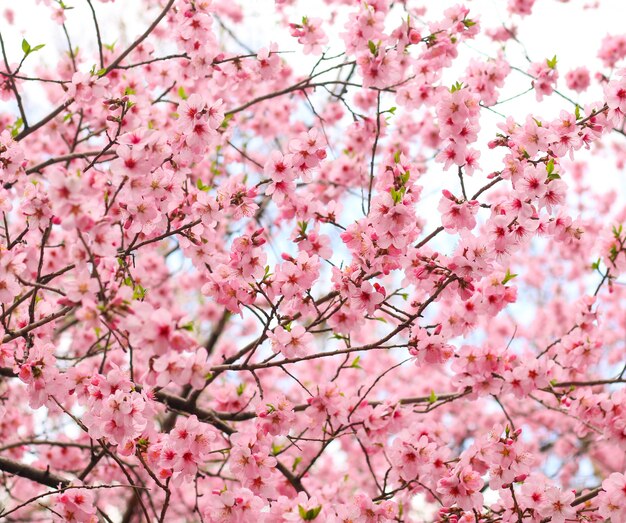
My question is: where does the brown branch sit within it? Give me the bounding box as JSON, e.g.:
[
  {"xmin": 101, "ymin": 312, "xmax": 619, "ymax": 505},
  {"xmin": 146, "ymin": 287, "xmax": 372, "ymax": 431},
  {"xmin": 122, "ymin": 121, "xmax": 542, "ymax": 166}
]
[
  {"xmin": 15, "ymin": 98, "xmax": 73, "ymax": 142},
  {"xmin": 0, "ymin": 456, "xmax": 69, "ymax": 489},
  {"xmin": 25, "ymin": 151, "xmax": 116, "ymax": 175},
  {"xmin": 103, "ymin": 0, "xmax": 176, "ymax": 75},
  {"xmin": 2, "ymin": 306, "xmax": 73, "ymax": 343},
  {"xmin": 86, "ymin": 0, "xmax": 104, "ymax": 69}
]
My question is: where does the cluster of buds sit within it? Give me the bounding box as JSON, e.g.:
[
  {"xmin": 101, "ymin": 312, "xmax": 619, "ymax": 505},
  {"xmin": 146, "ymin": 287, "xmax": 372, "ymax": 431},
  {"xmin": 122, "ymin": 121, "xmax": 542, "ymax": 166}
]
[{"xmin": 103, "ymin": 96, "xmax": 132, "ymax": 123}]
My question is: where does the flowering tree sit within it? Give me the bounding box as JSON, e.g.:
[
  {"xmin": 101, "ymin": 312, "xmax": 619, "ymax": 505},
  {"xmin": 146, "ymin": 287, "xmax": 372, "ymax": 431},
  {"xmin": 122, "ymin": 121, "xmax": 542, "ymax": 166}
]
[{"xmin": 1, "ymin": 0, "xmax": 626, "ymax": 521}]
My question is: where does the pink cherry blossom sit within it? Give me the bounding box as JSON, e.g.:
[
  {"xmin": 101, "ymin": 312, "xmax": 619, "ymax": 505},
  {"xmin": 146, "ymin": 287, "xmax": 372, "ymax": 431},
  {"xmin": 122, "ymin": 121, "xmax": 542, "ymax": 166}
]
[{"xmin": 0, "ymin": 1, "xmax": 625, "ymax": 521}]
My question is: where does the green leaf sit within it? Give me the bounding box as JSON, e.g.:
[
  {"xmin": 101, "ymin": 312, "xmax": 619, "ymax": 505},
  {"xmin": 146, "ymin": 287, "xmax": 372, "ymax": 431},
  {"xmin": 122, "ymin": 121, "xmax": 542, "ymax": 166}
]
[
  {"xmin": 196, "ymin": 178, "xmax": 210, "ymax": 191},
  {"xmin": 236, "ymin": 383, "xmax": 246, "ymax": 396},
  {"xmin": 393, "ymin": 150, "xmax": 401, "ymax": 163},
  {"xmin": 612, "ymin": 224, "xmax": 623, "ymax": 239},
  {"xmin": 31, "ymin": 44, "xmax": 45, "ymax": 52},
  {"xmin": 546, "ymin": 159, "xmax": 560, "ymax": 180},
  {"xmin": 546, "ymin": 55, "xmax": 558, "ymax": 69},
  {"xmin": 575, "ymin": 105, "xmax": 582, "ymax": 120},
  {"xmin": 390, "ymin": 187, "xmax": 405, "ymax": 204},
  {"xmin": 463, "ymin": 18, "xmax": 476, "ymax": 27},
  {"xmin": 178, "ymin": 86, "xmax": 188, "ymax": 100},
  {"xmin": 292, "ymin": 456, "xmax": 302, "ymax": 472},
  {"xmin": 298, "ymin": 505, "xmax": 322, "ymax": 521},
  {"xmin": 180, "ymin": 322, "xmax": 194, "ymax": 332},
  {"xmin": 591, "ymin": 258, "xmax": 601, "ymax": 271},
  {"xmin": 124, "ymin": 86, "xmax": 136, "ymax": 96},
  {"xmin": 428, "ymin": 390, "xmax": 437, "ymax": 404},
  {"xmin": 9, "ymin": 118, "xmax": 23, "ymax": 138},
  {"xmin": 368, "ymin": 40, "xmax": 377, "ymax": 55},
  {"xmin": 220, "ymin": 113, "xmax": 233, "ymax": 129},
  {"xmin": 450, "ymin": 81, "xmax": 463, "ymax": 93},
  {"xmin": 21, "ymin": 39, "xmax": 30, "ymax": 54},
  {"xmin": 501, "ymin": 269, "xmax": 518, "ymax": 285},
  {"xmin": 132, "ymin": 284, "xmax": 147, "ymax": 300},
  {"xmin": 425, "ymin": 33, "xmax": 437, "ymax": 45},
  {"xmin": 350, "ymin": 356, "xmax": 362, "ymax": 369}
]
